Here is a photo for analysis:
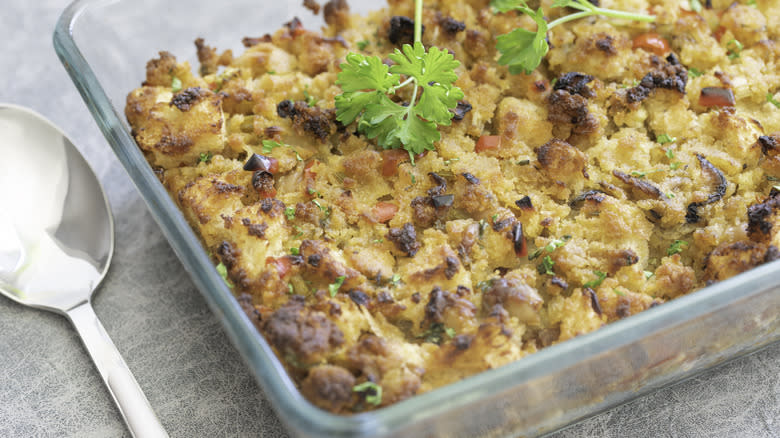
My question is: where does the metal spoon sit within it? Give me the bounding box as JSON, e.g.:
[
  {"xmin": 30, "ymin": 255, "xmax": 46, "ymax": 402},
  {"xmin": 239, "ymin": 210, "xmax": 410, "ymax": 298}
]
[{"xmin": 0, "ymin": 104, "xmax": 168, "ymax": 438}]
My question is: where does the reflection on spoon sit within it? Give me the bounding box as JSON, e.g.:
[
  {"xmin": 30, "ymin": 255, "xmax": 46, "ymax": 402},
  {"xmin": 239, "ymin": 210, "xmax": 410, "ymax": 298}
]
[{"xmin": 0, "ymin": 104, "xmax": 167, "ymax": 438}]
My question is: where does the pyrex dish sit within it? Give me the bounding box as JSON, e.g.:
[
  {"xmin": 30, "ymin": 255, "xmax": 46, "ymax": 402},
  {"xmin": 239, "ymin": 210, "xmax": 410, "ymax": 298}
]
[{"xmin": 54, "ymin": 0, "xmax": 780, "ymax": 436}]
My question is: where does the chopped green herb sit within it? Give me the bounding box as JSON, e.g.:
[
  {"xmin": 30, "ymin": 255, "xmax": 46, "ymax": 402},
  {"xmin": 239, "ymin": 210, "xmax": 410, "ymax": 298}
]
[
  {"xmin": 390, "ymin": 273, "xmax": 401, "ymax": 285},
  {"xmin": 613, "ymin": 288, "xmax": 626, "ymax": 296},
  {"xmin": 667, "ymin": 240, "xmax": 688, "ymax": 256},
  {"xmin": 293, "ymin": 226, "xmax": 304, "ymax": 239},
  {"xmin": 688, "ymin": 67, "xmax": 703, "ymax": 78},
  {"xmin": 290, "ymin": 247, "xmax": 300, "ymax": 256},
  {"xmin": 492, "ymin": 0, "xmax": 655, "ymax": 75},
  {"xmin": 670, "ymin": 161, "xmax": 682, "ymax": 170},
  {"xmin": 417, "ymin": 322, "xmax": 452, "ymax": 345},
  {"xmin": 312, "ymin": 199, "xmax": 326, "ymax": 212},
  {"xmin": 353, "ymin": 381, "xmax": 382, "ymax": 406},
  {"xmin": 267, "ymin": 70, "xmax": 276, "ymax": 75},
  {"xmin": 198, "ymin": 152, "xmax": 212, "ymax": 163},
  {"xmin": 657, "ymin": 134, "xmax": 676, "ymax": 145},
  {"xmin": 329, "ymin": 276, "xmax": 346, "ymax": 297},
  {"xmin": 443, "ymin": 157, "xmax": 460, "ymax": 166},
  {"xmin": 544, "ymin": 235, "xmax": 571, "ymax": 253},
  {"xmin": 408, "ymin": 171, "xmax": 416, "ymax": 184},
  {"xmin": 356, "ymin": 40, "xmax": 370, "ymax": 50},
  {"xmin": 583, "ymin": 270, "xmax": 607, "ymax": 288},
  {"xmin": 631, "ymin": 169, "xmax": 664, "ymax": 178},
  {"xmin": 372, "ymin": 238, "xmax": 384, "ymax": 244},
  {"xmin": 537, "ymin": 255, "xmax": 555, "ymax": 275},
  {"xmin": 477, "ymin": 279, "xmax": 494, "ymax": 292},
  {"xmin": 644, "ymin": 270, "xmax": 654, "ymax": 280},
  {"xmin": 665, "ymin": 148, "xmax": 675, "ymax": 159},
  {"xmin": 746, "ymin": 0, "xmax": 757, "ymax": 6},
  {"xmin": 688, "ymin": 0, "xmax": 702, "ymax": 12},
  {"xmin": 491, "ymin": 213, "xmax": 499, "ymax": 222},
  {"xmin": 284, "ymin": 207, "xmax": 296, "ymax": 221},
  {"xmin": 171, "ymin": 76, "xmax": 182, "ymax": 92},
  {"xmin": 303, "ymin": 85, "xmax": 317, "ymax": 107},
  {"xmin": 768, "ymin": 93, "xmax": 780, "ymax": 109},
  {"xmin": 216, "ymin": 262, "xmax": 233, "ymax": 287},
  {"xmin": 262, "ymin": 139, "xmax": 284, "ymax": 154},
  {"xmin": 726, "ymin": 39, "xmax": 743, "ymax": 60},
  {"xmin": 288, "ymin": 283, "xmax": 294, "ymax": 294},
  {"xmin": 666, "ymin": 192, "xmax": 676, "ymax": 198}
]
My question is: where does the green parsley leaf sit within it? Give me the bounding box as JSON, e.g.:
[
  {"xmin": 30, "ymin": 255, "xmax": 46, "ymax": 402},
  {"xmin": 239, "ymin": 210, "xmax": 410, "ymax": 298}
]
[
  {"xmin": 544, "ymin": 235, "xmax": 571, "ymax": 253},
  {"xmin": 266, "ymin": 70, "xmax": 276, "ymax": 75},
  {"xmin": 689, "ymin": 0, "xmax": 702, "ymax": 12},
  {"xmin": 537, "ymin": 255, "xmax": 555, "ymax": 275},
  {"xmin": 666, "ymin": 192, "xmax": 676, "ymax": 198},
  {"xmin": 644, "ymin": 270, "xmax": 654, "ymax": 280},
  {"xmin": 284, "ymin": 207, "xmax": 296, "ymax": 221},
  {"xmin": 493, "ymin": 0, "xmax": 655, "ymax": 75},
  {"xmin": 747, "ymin": 0, "xmax": 757, "ymax": 6},
  {"xmin": 768, "ymin": 93, "xmax": 780, "ymax": 109},
  {"xmin": 198, "ymin": 152, "xmax": 212, "ymax": 163},
  {"xmin": 667, "ymin": 240, "xmax": 688, "ymax": 256},
  {"xmin": 583, "ymin": 270, "xmax": 607, "ymax": 288},
  {"xmin": 171, "ymin": 76, "xmax": 182, "ymax": 92},
  {"xmin": 287, "ymin": 283, "xmax": 294, "ymax": 294},
  {"xmin": 216, "ymin": 262, "xmax": 233, "ymax": 287},
  {"xmin": 727, "ymin": 39, "xmax": 743, "ymax": 60},
  {"xmin": 390, "ymin": 273, "xmax": 401, "ymax": 286},
  {"xmin": 372, "ymin": 238, "xmax": 384, "ymax": 244},
  {"xmin": 335, "ymin": 42, "xmax": 463, "ymax": 157},
  {"xmin": 444, "ymin": 327, "xmax": 456, "ymax": 338},
  {"xmin": 262, "ymin": 140, "xmax": 283, "ymax": 154},
  {"xmin": 670, "ymin": 162, "xmax": 682, "ymax": 170},
  {"xmin": 290, "ymin": 247, "xmax": 300, "ymax": 255},
  {"xmin": 356, "ymin": 40, "xmax": 370, "ymax": 50},
  {"xmin": 329, "ymin": 275, "xmax": 346, "ymax": 297},
  {"xmin": 353, "ymin": 381, "xmax": 383, "ymax": 406},
  {"xmin": 657, "ymin": 134, "xmax": 676, "ymax": 145},
  {"xmin": 495, "ymin": 11, "xmax": 549, "ymax": 74},
  {"xmin": 665, "ymin": 148, "xmax": 675, "ymax": 159},
  {"xmin": 689, "ymin": 68, "xmax": 703, "ymax": 77}
]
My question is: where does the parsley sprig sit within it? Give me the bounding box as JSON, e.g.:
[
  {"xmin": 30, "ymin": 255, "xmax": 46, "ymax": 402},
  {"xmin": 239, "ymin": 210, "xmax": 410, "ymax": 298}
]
[
  {"xmin": 492, "ymin": 0, "xmax": 655, "ymax": 74},
  {"xmin": 334, "ymin": 0, "xmax": 464, "ymax": 158}
]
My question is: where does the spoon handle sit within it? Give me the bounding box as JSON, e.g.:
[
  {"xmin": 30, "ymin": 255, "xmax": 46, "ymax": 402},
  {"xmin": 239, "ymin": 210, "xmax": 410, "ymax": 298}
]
[{"xmin": 67, "ymin": 302, "xmax": 168, "ymax": 438}]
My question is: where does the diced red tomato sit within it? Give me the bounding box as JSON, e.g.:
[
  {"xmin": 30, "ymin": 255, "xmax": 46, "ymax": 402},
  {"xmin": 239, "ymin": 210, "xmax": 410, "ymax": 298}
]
[
  {"xmin": 266, "ymin": 256, "xmax": 292, "ymax": 278},
  {"xmin": 371, "ymin": 202, "xmax": 398, "ymax": 223},
  {"xmin": 475, "ymin": 135, "xmax": 501, "ymax": 153},
  {"xmin": 632, "ymin": 32, "xmax": 670, "ymax": 56},
  {"xmin": 381, "ymin": 149, "xmax": 411, "ymax": 177},
  {"xmin": 699, "ymin": 87, "xmax": 735, "ymax": 107}
]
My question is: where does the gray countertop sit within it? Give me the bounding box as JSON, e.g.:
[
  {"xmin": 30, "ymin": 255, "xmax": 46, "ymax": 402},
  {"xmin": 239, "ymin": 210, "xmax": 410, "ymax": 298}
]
[{"xmin": 1, "ymin": 1, "xmax": 778, "ymax": 437}]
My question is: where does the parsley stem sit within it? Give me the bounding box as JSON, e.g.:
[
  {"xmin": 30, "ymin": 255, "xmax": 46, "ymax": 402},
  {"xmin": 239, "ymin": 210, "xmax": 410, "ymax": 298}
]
[
  {"xmin": 414, "ymin": 0, "xmax": 423, "ymax": 43},
  {"xmin": 547, "ymin": 3, "xmax": 655, "ymax": 29}
]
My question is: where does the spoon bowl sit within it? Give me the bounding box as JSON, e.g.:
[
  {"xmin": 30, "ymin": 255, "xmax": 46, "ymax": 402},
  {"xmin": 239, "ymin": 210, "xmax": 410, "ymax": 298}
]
[{"xmin": 0, "ymin": 104, "xmax": 167, "ymax": 438}]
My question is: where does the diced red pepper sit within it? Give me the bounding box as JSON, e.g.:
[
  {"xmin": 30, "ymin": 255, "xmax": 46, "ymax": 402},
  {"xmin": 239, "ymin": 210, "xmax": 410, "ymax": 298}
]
[
  {"xmin": 371, "ymin": 202, "xmax": 399, "ymax": 223},
  {"xmin": 699, "ymin": 87, "xmax": 735, "ymax": 107},
  {"xmin": 475, "ymin": 135, "xmax": 501, "ymax": 153},
  {"xmin": 266, "ymin": 256, "xmax": 292, "ymax": 278},
  {"xmin": 632, "ymin": 32, "xmax": 670, "ymax": 56},
  {"xmin": 381, "ymin": 149, "xmax": 411, "ymax": 177}
]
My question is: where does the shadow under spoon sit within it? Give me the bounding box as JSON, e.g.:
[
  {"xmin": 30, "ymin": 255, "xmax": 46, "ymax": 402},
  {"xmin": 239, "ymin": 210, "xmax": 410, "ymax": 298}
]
[{"xmin": 0, "ymin": 104, "xmax": 167, "ymax": 438}]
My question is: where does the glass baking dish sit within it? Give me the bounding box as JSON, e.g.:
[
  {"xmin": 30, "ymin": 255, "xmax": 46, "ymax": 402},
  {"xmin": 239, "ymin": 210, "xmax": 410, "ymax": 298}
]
[{"xmin": 54, "ymin": 0, "xmax": 780, "ymax": 436}]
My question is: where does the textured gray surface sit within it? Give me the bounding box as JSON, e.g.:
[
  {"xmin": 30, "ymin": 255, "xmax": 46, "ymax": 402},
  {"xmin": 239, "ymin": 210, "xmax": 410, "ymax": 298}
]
[{"xmin": 0, "ymin": 1, "xmax": 777, "ymax": 437}]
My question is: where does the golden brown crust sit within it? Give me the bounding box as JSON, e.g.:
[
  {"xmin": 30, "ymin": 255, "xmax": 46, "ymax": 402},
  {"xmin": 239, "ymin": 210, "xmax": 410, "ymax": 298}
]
[{"xmin": 126, "ymin": 0, "xmax": 780, "ymax": 414}]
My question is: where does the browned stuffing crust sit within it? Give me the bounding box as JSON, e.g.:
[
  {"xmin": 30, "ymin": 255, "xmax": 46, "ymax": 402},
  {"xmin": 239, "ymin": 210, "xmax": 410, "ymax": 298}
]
[{"xmin": 126, "ymin": 0, "xmax": 780, "ymax": 414}]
